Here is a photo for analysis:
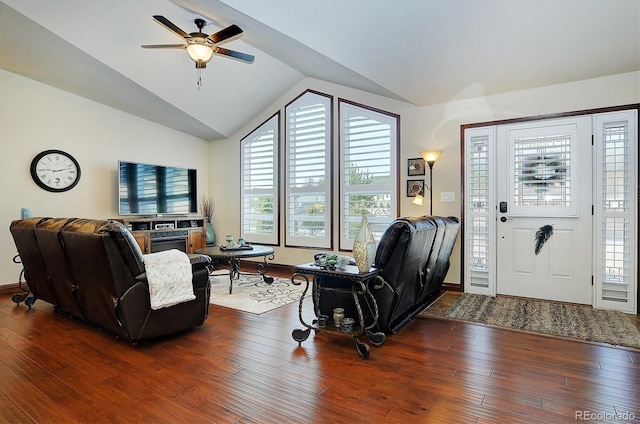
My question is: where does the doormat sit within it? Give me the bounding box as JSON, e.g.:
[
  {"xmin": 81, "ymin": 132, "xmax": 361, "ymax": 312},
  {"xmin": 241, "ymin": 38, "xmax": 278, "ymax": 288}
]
[
  {"xmin": 425, "ymin": 292, "xmax": 640, "ymax": 350},
  {"xmin": 209, "ymin": 273, "xmax": 307, "ymax": 315}
]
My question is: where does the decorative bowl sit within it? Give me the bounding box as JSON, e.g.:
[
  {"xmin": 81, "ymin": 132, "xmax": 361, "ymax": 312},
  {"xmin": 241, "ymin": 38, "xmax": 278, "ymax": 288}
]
[{"xmin": 340, "ymin": 317, "xmax": 355, "ymax": 332}]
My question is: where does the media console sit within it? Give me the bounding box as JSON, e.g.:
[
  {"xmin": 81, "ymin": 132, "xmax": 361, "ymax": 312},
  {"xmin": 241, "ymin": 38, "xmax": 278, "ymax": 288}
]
[{"xmin": 114, "ymin": 216, "xmax": 207, "ymax": 254}]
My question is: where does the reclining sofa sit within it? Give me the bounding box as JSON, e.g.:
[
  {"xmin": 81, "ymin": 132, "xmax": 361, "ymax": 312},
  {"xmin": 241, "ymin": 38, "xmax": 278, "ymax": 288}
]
[
  {"xmin": 10, "ymin": 217, "xmax": 211, "ymax": 343},
  {"xmin": 314, "ymin": 216, "xmax": 460, "ymax": 333}
]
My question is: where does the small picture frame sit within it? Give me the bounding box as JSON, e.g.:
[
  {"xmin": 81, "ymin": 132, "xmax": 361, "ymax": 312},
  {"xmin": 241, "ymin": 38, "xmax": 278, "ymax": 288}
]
[
  {"xmin": 407, "ymin": 179, "xmax": 424, "ymax": 197},
  {"xmin": 408, "ymin": 158, "xmax": 425, "ymax": 176}
]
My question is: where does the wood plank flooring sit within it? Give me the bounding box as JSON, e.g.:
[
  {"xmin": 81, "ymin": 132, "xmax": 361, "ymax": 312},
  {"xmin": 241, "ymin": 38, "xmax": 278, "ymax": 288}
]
[{"xmin": 1, "ymin": 281, "xmax": 638, "ymax": 423}]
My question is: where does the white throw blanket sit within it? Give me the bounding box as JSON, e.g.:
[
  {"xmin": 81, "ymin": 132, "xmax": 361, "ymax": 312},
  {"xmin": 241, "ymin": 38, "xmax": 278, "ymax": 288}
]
[{"xmin": 143, "ymin": 249, "xmax": 195, "ymax": 310}]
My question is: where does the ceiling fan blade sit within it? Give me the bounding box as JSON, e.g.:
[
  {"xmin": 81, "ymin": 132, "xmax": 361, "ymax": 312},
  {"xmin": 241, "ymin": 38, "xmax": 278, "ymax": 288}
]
[
  {"xmin": 152, "ymin": 15, "xmax": 191, "ymax": 40},
  {"xmin": 141, "ymin": 44, "xmax": 186, "ymax": 49},
  {"xmin": 208, "ymin": 24, "xmax": 243, "ymax": 45},
  {"xmin": 213, "ymin": 47, "xmax": 255, "ymax": 64}
]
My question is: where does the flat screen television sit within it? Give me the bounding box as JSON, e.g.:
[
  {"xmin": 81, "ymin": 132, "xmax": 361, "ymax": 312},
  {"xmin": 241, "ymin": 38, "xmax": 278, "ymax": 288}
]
[{"xmin": 118, "ymin": 160, "xmax": 197, "ymax": 215}]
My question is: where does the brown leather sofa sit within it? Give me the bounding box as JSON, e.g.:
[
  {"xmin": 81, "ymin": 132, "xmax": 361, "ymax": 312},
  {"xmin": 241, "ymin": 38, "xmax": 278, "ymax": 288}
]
[
  {"xmin": 314, "ymin": 216, "xmax": 460, "ymax": 333},
  {"xmin": 10, "ymin": 217, "xmax": 211, "ymax": 343}
]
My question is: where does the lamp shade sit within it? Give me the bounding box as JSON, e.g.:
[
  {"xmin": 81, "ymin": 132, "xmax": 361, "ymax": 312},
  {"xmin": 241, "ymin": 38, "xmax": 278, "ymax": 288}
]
[
  {"xmin": 187, "ymin": 43, "xmax": 214, "ymax": 63},
  {"xmin": 420, "ymin": 150, "xmax": 442, "ymax": 164},
  {"xmin": 412, "ymin": 194, "xmax": 424, "ymax": 206}
]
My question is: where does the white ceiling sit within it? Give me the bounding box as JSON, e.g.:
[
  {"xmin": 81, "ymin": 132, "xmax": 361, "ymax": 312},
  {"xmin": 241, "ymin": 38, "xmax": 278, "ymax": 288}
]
[{"xmin": 1, "ymin": 0, "xmax": 638, "ymax": 141}]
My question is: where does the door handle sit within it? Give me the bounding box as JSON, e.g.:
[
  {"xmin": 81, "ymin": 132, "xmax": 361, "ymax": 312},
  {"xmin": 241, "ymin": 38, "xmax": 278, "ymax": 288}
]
[{"xmin": 500, "ymin": 216, "xmax": 507, "ymax": 222}]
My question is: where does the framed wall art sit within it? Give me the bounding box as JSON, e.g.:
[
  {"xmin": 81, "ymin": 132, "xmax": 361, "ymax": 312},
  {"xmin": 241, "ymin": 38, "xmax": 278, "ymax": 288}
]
[
  {"xmin": 407, "ymin": 179, "xmax": 424, "ymax": 197},
  {"xmin": 407, "ymin": 157, "xmax": 425, "ymax": 176}
]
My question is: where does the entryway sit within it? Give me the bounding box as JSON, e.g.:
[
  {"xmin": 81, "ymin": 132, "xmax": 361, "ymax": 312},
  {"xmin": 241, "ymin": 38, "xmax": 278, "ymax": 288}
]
[
  {"xmin": 496, "ymin": 117, "xmax": 592, "ymax": 304},
  {"xmin": 463, "ymin": 106, "xmax": 638, "ymax": 313}
]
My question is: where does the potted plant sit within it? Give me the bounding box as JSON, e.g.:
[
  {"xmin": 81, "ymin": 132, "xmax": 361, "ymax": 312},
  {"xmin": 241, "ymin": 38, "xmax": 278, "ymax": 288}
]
[{"xmin": 200, "ymin": 196, "xmax": 216, "ymax": 245}]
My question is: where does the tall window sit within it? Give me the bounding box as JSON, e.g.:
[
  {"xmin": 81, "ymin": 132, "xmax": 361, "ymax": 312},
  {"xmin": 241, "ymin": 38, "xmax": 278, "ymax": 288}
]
[
  {"xmin": 595, "ymin": 110, "xmax": 637, "ymax": 312},
  {"xmin": 285, "ymin": 91, "xmax": 333, "ymax": 248},
  {"xmin": 240, "ymin": 113, "xmax": 279, "ymax": 245},
  {"xmin": 463, "ymin": 127, "xmax": 496, "ymax": 295},
  {"xmin": 339, "ymin": 100, "xmax": 398, "ymax": 250}
]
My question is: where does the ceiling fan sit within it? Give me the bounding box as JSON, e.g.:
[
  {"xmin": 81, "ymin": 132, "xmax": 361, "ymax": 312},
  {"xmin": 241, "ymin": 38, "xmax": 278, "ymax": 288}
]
[{"xmin": 142, "ymin": 15, "xmax": 255, "ymax": 69}]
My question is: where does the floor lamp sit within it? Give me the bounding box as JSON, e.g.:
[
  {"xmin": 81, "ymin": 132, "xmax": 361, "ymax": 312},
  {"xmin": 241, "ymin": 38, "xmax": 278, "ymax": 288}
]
[{"xmin": 412, "ymin": 150, "xmax": 441, "ymax": 215}]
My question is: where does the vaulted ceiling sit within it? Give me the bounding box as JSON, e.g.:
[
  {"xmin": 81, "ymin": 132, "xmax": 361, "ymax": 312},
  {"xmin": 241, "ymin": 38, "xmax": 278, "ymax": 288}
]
[{"xmin": 1, "ymin": 0, "xmax": 638, "ymax": 141}]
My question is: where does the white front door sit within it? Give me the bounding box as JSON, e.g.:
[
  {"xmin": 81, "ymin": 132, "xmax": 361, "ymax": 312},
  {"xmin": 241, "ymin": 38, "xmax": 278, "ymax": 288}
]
[{"xmin": 495, "ymin": 117, "xmax": 593, "ymax": 304}]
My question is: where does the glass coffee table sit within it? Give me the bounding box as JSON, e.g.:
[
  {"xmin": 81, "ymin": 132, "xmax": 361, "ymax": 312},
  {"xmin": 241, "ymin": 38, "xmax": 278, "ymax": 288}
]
[{"xmin": 195, "ymin": 245, "xmax": 275, "ymax": 294}]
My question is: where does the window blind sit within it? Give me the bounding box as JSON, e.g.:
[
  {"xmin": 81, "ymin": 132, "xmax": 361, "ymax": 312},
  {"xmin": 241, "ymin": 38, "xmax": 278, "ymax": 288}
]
[
  {"xmin": 600, "ymin": 122, "xmax": 630, "ymax": 302},
  {"xmin": 467, "ymin": 134, "xmax": 491, "ymax": 289},
  {"xmin": 241, "ymin": 113, "xmax": 279, "ymax": 245},
  {"xmin": 339, "ymin": 101, "xmax": 397, "ymax": 250},
  {"xmin": 285, "ymin": 92, "xmax": 332, "ymax": 248},
  {"xmin": 594, "ymin": 110, "xmax": 637, "ymax": 313}
]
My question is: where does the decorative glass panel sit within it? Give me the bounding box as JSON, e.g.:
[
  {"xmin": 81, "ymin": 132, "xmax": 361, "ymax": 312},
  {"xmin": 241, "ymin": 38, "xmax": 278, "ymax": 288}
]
[
  {"xmin": 600, "ymin": 122, "xmax": 630, "ymax": 301},
  {"xmin": 466, "ymin": 133, "xmax": 492, "ymax": 290},
  {"xmin": 469, "ymin": 137, "xmax": 489, "ymax": 212},
  {"xmin": 602, "ymin": 124, "xmax": 629, "ymax": 212},
  {"xmin": 470, "ymin": 217, "xmax": 489, "ymax": 271},
  {"xmin": 513, "ymin": 134, "xmax": 571, "ymax": 207}
]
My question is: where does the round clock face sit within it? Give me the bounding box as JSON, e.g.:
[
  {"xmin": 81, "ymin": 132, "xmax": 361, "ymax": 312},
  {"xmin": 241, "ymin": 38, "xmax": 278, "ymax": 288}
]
[{"xmin": 30, "ymin": 150, "xmax": 81, "ymax": 192}]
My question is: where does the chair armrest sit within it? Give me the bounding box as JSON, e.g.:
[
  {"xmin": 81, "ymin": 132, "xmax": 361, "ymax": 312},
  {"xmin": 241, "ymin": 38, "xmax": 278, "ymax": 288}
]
[
  {"xmin": 135, "ymin": 254, "xmax": 210, "ymax": 286},
  {"xmin": 188, "ymin": 253, "xmax": 211, "ymax": 265},
  {"xmin": 188, "ymin": 253, "xmax": 211, "ymax": 269},
  {"xmin": 188, "ymin": 254, "xmax": 211, "ymax": 292}
]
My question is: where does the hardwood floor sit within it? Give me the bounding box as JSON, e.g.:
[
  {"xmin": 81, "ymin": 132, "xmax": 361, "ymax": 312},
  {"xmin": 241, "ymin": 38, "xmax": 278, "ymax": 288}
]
[{"xmin": 1, "ymin": 282, "xmax": 638, "ymax": 423}]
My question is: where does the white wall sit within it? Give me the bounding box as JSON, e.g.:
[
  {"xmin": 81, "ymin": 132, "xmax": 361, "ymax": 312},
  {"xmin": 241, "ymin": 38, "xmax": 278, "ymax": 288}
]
[
  {"xmin": 2, "ymin": 69, "xmax": 637, "ymax": 286},
  {"xmin": 0, "ymin": 70, "xmax": 209, "ymax": 286},
  {"xmin": 209, "ymin": 71, "xmax": 640, "ymax": 284}
]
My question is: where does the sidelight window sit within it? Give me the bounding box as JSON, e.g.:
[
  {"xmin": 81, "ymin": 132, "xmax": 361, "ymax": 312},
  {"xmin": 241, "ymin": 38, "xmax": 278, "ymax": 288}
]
[
  {"xmin": 464, "ymin": 128, "xmax": 496, "ymax": 294},
  {"xmin": 596, "ymin": 115, "xmax": 636, "ymax": 309}
]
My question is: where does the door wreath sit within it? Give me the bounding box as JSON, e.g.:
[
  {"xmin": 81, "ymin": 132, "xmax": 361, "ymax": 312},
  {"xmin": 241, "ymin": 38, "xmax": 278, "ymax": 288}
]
[{"xmin": 520, "ymin": 155, "xmax": 566, "ymax": 187}]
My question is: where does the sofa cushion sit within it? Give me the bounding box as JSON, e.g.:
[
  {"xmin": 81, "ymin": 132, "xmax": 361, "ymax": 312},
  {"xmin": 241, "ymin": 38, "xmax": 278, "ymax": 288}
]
[
  {"xmin": 9, "ymin": 217, "xmax": 56, "ymax": 304},
  {"xmin": 34, "ymin": 218, "xmax": 85, "ymax": 318}
]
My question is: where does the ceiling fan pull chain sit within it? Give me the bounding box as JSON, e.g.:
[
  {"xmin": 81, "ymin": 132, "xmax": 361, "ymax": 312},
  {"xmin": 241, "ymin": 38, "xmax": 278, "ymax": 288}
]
[{"xmin": 197, "ymin": 68, "xmax": 202, "ymax": 90}]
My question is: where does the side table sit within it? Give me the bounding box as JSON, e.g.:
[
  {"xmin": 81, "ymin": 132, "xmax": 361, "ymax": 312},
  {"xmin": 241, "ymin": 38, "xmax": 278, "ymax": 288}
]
[{"xmin": 290, "ymin": 263, "xmax": 386, "ymax": 359}]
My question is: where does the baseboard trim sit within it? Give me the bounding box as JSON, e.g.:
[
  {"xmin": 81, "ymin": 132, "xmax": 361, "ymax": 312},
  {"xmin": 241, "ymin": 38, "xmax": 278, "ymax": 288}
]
[
  {"xmin": 442, "ymin": 282, "xmax": 462, "ymax": 292},
  {"xmin": 0, "ymin": 283, "xmax": 20, "ymax": 296}
]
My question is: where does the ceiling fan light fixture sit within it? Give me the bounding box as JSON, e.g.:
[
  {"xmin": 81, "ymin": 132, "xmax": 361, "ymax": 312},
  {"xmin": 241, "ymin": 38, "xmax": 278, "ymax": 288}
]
[
  {"xmin": 143, "ymin": 16, "xmax": 253, "ymax": 88},
  {"xmin": 186, "ymin": 43, "xmax": 213, "ymax": 64}
]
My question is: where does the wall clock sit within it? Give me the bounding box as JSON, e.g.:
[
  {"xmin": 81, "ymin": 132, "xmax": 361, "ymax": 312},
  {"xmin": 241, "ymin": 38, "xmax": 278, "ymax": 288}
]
[{"xmin": 30, "ymin": 150, "xmax": 81, "ymax": 192}]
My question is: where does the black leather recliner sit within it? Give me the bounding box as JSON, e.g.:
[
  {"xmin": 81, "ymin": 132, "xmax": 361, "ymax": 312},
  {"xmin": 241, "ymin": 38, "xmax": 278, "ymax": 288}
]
[
  {"xmin": 313, "ymin": 216, "xmax": 460, "ymax": 333},
  {"xmin": 10, "ymin": 217, "xmax": 211, "ymax": 343}
]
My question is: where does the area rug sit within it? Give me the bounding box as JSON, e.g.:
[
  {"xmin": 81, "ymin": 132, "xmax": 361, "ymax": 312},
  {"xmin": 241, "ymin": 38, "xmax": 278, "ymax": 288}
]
[
  {"xmin": 208, "ymin": 273, "xmax": 307, "ymax": 314},
  {"xmin": 435, "ymin": 293, "xmax": 640, "ymax": 349}
]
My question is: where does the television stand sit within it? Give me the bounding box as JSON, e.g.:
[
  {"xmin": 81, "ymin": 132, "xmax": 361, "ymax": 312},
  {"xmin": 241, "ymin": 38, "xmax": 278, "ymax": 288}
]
[{"xmin": 114, "ymin": 216, "xmax": 206, "ymax": 254}]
